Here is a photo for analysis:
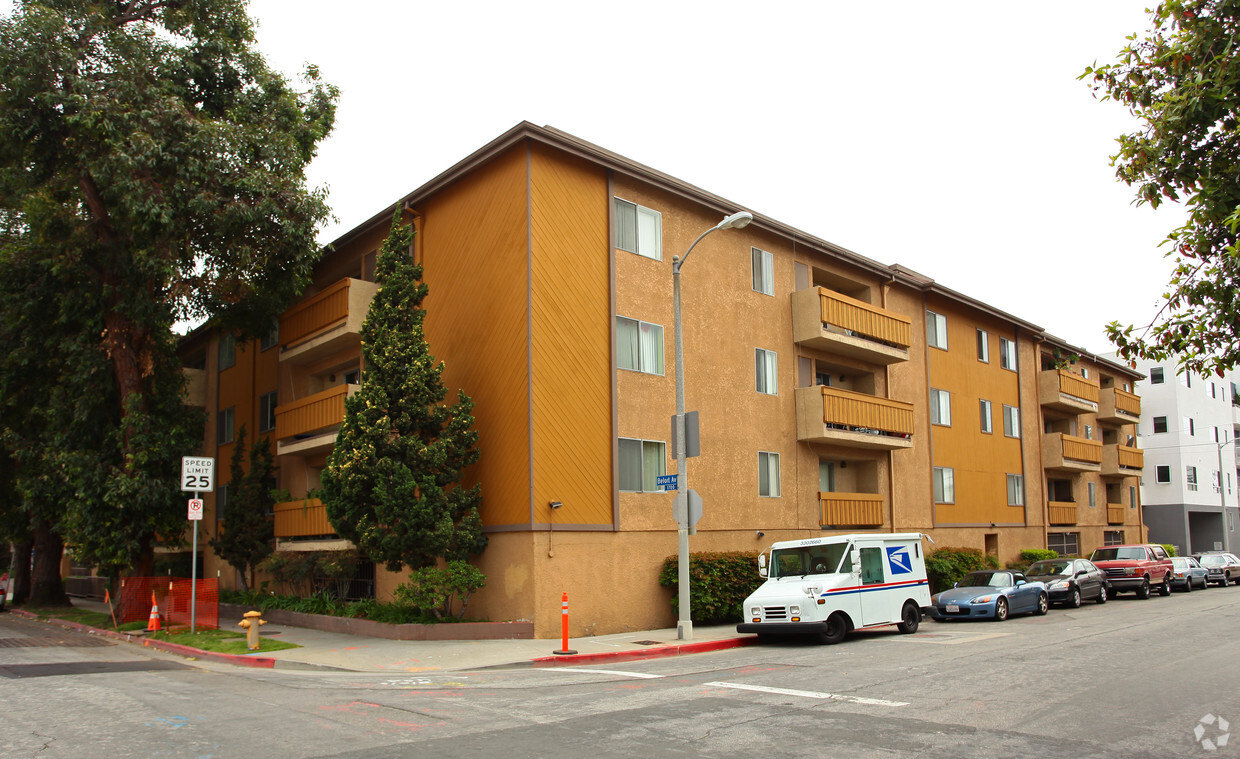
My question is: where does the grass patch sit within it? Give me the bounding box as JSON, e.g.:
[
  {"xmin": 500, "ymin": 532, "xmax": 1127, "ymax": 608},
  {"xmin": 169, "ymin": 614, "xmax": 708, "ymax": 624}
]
[{"xmin": 20, "ymin": 604, "xmax": 298, "ymax": 654}]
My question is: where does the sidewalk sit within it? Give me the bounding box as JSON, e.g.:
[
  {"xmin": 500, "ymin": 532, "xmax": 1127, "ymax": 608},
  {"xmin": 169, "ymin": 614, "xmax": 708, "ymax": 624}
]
[{"xmin": 18, "ymin": 599, "xmax": 756, "ymax": 673}]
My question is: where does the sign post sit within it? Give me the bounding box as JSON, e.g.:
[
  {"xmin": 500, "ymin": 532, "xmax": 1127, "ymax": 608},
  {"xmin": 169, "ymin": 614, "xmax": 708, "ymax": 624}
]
[{"xmin": 180, "ymin": 457, "xmax": 214, "ymax": 634}]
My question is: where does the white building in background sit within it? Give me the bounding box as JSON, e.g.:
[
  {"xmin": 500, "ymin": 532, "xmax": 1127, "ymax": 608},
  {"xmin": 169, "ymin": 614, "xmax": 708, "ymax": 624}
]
[{"xmin": 1116, "ymin": 353, "xmax": 1240, "ymax": 555}]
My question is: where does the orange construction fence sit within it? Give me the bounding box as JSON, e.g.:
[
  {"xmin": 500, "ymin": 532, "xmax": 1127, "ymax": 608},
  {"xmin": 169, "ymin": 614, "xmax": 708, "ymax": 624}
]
[{"xmin": 119, "ymin": 577, "xmax": 219, "ymax": 630}]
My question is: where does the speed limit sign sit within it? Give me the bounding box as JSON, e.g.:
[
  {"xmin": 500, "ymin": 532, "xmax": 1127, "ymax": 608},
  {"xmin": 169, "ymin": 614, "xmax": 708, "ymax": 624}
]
[
  {"xmin": 188, "ymin": 498, "xmax": 204, "ymax": 521},
  {"xmin": 180, "ymin": 456, "xmax": 215, "ymax": 492}
]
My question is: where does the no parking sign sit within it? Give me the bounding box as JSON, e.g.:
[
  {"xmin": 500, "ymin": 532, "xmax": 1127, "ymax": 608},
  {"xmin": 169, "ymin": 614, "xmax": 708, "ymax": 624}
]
[{"xmin": 187, "ymin": 498, "xmax": 204, "ymax": 521}]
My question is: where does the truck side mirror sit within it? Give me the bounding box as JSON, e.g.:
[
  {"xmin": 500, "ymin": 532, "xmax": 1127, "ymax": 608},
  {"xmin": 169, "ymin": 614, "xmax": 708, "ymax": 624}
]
[
  {"xmin": 757, "ymin": 553, "xmax": 768, "ymax": 578},
  {"xmin": 850, "ymin": 550, "xmax": 861, "ymax": 571}
]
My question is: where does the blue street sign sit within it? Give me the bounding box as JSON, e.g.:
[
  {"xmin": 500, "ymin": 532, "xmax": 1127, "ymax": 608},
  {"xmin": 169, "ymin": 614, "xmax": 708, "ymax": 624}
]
[{"xmin": 656, "ymin": 474, "xmax": 679, "ymax": 490}]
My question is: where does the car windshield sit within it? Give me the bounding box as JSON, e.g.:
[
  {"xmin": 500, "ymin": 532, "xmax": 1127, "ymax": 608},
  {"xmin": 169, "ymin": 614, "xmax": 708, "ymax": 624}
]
[
  {"xmin": 958, "ymin": 571, "xmax": 1013, "ymax": 588},
  {"xmin": 1091, "ymin": 547, "xmax": 1146, "ymax": 561},
  {"xmin": 1200, "ymin": 555, "xmax": 1227, "ymax": 566},
  {"xmin": 1171, "ymin": 557, "xmax": 1191, "ymax": 568},
  {"xmin": 770, "ymin": 543, "xmax": 851, "ymax": 578},
  {"xmin": 1027, "ymin": 561, "xmax": 1071, "ymax": 576}
]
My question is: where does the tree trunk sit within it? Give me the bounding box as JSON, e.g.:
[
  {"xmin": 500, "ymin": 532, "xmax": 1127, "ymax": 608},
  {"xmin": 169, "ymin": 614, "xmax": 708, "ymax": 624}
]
[
  {"xmin": 29, "ymin": 520, "xmax": 69, "ymax": 606},
  {"xmin": 8, "ymin": 539, "xmax": 31, "ymax": 605}
]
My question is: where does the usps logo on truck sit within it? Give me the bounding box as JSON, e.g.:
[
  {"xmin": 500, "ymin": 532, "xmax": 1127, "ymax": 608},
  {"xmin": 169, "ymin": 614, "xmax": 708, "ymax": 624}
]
[{"xmin": 886, "ymin": 546, "xmax": 913, "ymax": 575}]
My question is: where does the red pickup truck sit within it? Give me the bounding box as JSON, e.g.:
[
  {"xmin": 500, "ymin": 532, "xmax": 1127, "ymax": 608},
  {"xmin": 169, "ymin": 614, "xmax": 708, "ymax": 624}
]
[{"xmin": 1089, "ymin": 544, "xmax": 1174, "ymax": 599}]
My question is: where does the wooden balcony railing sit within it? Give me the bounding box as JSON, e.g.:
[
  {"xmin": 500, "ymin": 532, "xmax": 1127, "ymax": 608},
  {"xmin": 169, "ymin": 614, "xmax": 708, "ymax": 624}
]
[
  {"xmin": 1107, "ymin": 504, "xmax": 1125, "ymax": 525},
  {"xmin": 1118, "ymin": 445, "xmax": 1143, "ymax": 469},
  {"xmin": 1061, "ymin": 434, "xmax": 1103, "ymax": 465},
  {"xmin": 819, "ymin": 386, "xmax": 915, "ymax": 437},
  {"xmin": 817, "ymin": 288, "xmax": 912, "ymax": 349},
  {"xmin": 274, "ymin": 384, "xmax": 352, "ymax": 441},
  {"xmin": 1048, "ymin": 502, "xmax": 1078, "ymax": 525},
  {"xmin": 273, "ymin": 498, "xmax": 335, "ymax": 539},
  {"xmin": 280, "ymin": 278, "xmax": 355, "ymax": 349},
  {"xmin": 1055, "ymin": 369, "xmax": 1100, "ymax": 405},
  {"xmin": 819, "ymin": 492, "xmax": 884, "ymax": 527},
  {"xmin": 1113, "ymin": 387, "xmax": 1141, "ymax": 416}
]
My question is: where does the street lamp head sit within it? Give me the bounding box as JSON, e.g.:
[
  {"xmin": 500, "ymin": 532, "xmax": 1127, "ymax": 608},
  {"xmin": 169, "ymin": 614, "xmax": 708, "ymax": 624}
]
[{"xmin": 716, "ymin": 211, "xmax": 753, "ymax": 231}]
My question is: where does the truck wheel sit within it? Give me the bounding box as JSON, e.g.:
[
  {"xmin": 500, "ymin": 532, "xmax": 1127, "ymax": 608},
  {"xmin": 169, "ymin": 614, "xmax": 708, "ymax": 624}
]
[
  {"xmin": 1159, "ymin": 576, "xmax": 1172, "ymax": 596},
  {"xmin": 1136, "ymin": 578, "xmax": 1151, "ymax": 599},
  {"xmin": 818, "ymin": 612, "xmax": 848, "ymax": 645},
  {"xmin": 896, "ymin": 602, "xmax": 920, "ymax": 634}
]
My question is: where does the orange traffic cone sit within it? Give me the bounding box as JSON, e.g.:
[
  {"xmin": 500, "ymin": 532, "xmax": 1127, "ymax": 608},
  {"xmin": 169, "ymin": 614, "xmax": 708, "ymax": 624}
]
[{"xmin": 146, "ymin": 592, "xmax": 162, "ymax": 632}]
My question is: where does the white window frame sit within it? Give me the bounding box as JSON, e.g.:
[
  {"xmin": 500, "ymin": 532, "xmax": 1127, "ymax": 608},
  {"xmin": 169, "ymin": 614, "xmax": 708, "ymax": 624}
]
[
  {"xmin": 259, "ymin": 390, "xmax": 277, "ymax": 433},
  {"xmin": 1155, "ymin": 465, "xmax": 1171, "ymax": 484},
  {"xmin": 755, "ymin": 348, "xmax": 778, "ymax": 395},
  {"xmin": 1088, "ymin": 481, "xmax": 1096, "ymax": 508},
  {"xmin": 614, "ymin": 198, "xmax": 662, "ymax": 260},
  {"xmin": 976, "ymin": 329, "xmax": 989, "ymax": 363},
  {"xmin": 926, "ymin": 311, "xmax": 948, "ymax": 350},
  {"xmin": 1153, "ymin": 416, "xmax": 1168, "ymax": 434},
  {"xmin": 617, "ymin": 316, "xmax": 664, "ymax": 376},
  {"xmin": 999, "ymin": 337, "xmax": 1017, "ymax": 371},
  {"xmin": 751, "ymin": 247, "xmax": 774, "ymax": 296},
  {"xmin": 980, "ymin": 399, "xmax": 993, "ymax": 434},
  {"xmin": 1007, "ymin": 473, "xmax": 1025, "ymax": 506},
  {"xmin": 1187, "ymin": 466, "xmax": 1198, "ymax": 491},
  {"xmin": 1003, "ymin": 405, "xmax": 1020, "ymax": 438},
  {"xmin": 1150, "ymin": 367, "xmax": 1164, "ymax": 384},
  {"xmin": 930, "ymin": 388, "xmax": 951, "ymax": 426},
  {"xmin": 1184, "ymin": 417, "xmax": 1195, "ymax": 436},
  {"xmin": 618, "ymin": 438, "xmax": 667, "ymax": 493},
  {"xmin": 758, "ymin": 451, "xmax": 781, "ymax": 497},
  {"xmin": 933, "ymin": 466, "xmax": 955, "ymax": 504}
]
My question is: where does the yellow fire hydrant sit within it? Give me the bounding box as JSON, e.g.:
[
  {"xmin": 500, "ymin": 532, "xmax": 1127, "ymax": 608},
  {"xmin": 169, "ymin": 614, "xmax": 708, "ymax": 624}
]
[{"xmin": 238, "ymin": 610, "xmax": 267, "ymax": 651}]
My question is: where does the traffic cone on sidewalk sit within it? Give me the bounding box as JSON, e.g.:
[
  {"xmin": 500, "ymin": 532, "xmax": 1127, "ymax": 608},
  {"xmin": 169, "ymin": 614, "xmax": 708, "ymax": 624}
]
[{"xmin": 146, "ymin": 592, "xmax": 162, "ymax": 632}]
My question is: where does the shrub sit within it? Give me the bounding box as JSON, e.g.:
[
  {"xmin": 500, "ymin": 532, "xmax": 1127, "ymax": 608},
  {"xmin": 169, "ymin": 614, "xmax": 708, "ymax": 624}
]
[
  {"xmin": 926, "ymin": 547, "xmax": 1000, "ymax": 594},
  {"xmin": 394, "ymin": 561, "xmax": 487, "ymax": 620},
  {"xmin": 1163, "ymin": 544, "xmax": 1177, "ymax": 557},
  {"xmin": 219, "ymin": 589, "xmax": 434, "ymax": 624},
  {"xmin": 658, "ymin": 551, "xmax": 764, "ymax": 624},
  {"xmin": 1007, "ymin": 548, "xmax": 1058, "ymax": 572}
]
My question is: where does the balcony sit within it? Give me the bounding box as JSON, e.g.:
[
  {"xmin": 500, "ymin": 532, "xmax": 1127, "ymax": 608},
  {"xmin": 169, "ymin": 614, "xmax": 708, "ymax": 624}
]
[
  {"xmin": 279, "ymin": 278, "xmax": 379, "ymax": 365},
  {"xmin": 1042, "ymin": 433, "xmax": 1102, "ymax": 472},
  {"xmin": 819, "ymin": 492, "xmax": 884, "ymax": 528},
  {"xmin": 795, "ymin": 386, "xmax": 914, "ymax": 450},
  {"xmin": 1102, "ymin": 444, "xmax": 1143, "ymax": 476},
  {"xmin": 792, "ymin": 287, "xmax": 911, "ymax": 365},
  {"xmin": 1038, "ymin": 369, "xmax": 1099, "ymax": 414},
  {"xmin": 273, "ymin": 498, "xmax": 335, "ymax": 539},
  {"xmin": 1098, "ymin": 387, "xmax": 1141, "ymax": 425},
  {"xmin": 1048, "ymin": 501, "xmax": 1079, "ymax": 525},
  {"xmin": 182, "ymin": 367, "xmax": 206, "ymax": 407},
  {"xmin": 1107, "ymin": 504, "xmax": 1125, "ymax": 525},
  {"xmin": 274, "ymin": 384, "xmax": 357, "ymax": 456}
]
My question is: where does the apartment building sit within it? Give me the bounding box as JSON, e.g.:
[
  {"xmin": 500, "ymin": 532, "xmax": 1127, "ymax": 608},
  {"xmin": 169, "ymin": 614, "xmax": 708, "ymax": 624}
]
[
  {"xmin": 1117, "ymin": 354, "xmax": 1240, "ymax": 554},
  {"xmin": 179, "ymin": 123, "xmax": 1143, "ymax": 637}
]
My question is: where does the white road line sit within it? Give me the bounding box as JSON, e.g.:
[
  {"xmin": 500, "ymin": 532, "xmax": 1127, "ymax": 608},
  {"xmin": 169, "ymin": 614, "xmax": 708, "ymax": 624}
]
[
  {"xmin": 547, "ymin": 668, "xmax": 664, "ymax": 679},
  {"xmin": 705, "ymin": 681, "xmax": 908, "ymax": 707}
]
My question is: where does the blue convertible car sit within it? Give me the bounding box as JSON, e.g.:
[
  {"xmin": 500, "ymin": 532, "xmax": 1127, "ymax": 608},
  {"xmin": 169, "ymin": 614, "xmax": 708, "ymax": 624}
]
[{"xmin": 929, "ymin": 570, "xmax": 1049, "ymax": 622}]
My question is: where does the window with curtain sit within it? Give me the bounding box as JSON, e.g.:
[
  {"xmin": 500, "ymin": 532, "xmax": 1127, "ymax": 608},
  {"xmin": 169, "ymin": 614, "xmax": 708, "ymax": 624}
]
[
  {"xmin": 217, "ymin": 407, "xmax": 235, "ymax": 445},
  {"xmin": 1003, "ymin": 405, "xmax": 1020, "ymax": 438},
  {"xmin": 617, "ymin": 317, "xmax": 664, "ymax": 375},
  {"xmin": 751, "ymin": 247, "xmax": 774, "ymax": 295},
  {"xmin": 759, "ymin": 451, "xmax": 780, "ymax": 497},
  {"xmin": 980, "ymin": 399, "xmax": 993, "ymax": 434},
  {"xmin": 755, "ymin": 348, "xmax": 777, "ymax": 395},
  {"xmin": 933, "ymin": 467, "xmax": 954, "ymax": 503},
  {"xmin": 930, "ymin": 388, "xmax": 951, "ymax": 426},
  {"xmin": 1007, "ymin": 474, "xmax": 1024, "ymax": 506},
  {"xmin": 976, "ymin": 329, "xmax": 989, "ymax": 362},
  {"xmin": 259, "ymin": 391, "xmax": 277, "ymax": 433},
  {"xmin": 1000, "ymin": 337, "xmax": 1017, "ymax": 371},
  {"xmin": 218, "ymin": 333, "xmax": 236, "ymax": 371},
  {"xmin": 614, "ymin": 198, "xmax": 662, "ymax": 260},
  {"xmin": 619, "ymin": 438, "xmax": 666, "ymax": 492},
  {"xmin": 926, "ymin": 311, "xmax": 948, "ymax": 349}
]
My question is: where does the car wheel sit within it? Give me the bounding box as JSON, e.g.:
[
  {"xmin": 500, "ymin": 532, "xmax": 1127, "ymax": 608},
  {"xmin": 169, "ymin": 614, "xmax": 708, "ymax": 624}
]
[
  {"xmin": 1068, "ymin": 587, "xmax": 1082, "ymax": 608},
  {"xmin": 1096, "ymin": 583, "xmax": 1108, "ymax": 604},
  {"xmin": 1136, "ymin": 578, "xmax": 1151, "ymax": 599},
  {"xmin": 1200, "ymin": 576, "xmax": 1210, "ymax": 589},
  {"xmin": 1035, "ymin": 593, "xmax": 1049, "ymax": 615},
  {"xmin": 896, "ymin": 602, "xmax": 920, "ymax": 634},
  {"xmin": 818, "ymin": 612, "xmax": 848, "ymax": 645},
  {"xmin": 993, "ymin": 598, "xmax": 1009, "ymax": 621},
  {"xmin": 1159, "ymin": 576, "xmax": 1172, "ymax": 596},
  {"xmin": 1183, "ymin": 577, "xmax": 1193, "ymax": 592}
]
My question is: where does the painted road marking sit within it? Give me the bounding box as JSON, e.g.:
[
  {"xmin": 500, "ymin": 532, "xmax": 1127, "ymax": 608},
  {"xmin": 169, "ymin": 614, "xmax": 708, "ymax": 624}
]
[
  {"xmin": 898, "ymin": 631, "xmax": 1012, "ymax": 645},
  {"xmin": 705, "ymin": 681, "xmax": 908, "ymax": 707},
  {"xmin": 547, "ymin": 668, "xmax": 664, "ymax": 679}
]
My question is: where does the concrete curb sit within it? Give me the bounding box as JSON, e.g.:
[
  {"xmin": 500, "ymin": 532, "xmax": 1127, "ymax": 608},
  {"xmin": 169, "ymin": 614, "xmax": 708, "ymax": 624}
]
[
  {"xmin": 527, "ymin": 635, "xmax": 757, "ymax": 667},
  {"xmin": 10, "ymin": 609, "xmax": 277, "ymax": 669}
]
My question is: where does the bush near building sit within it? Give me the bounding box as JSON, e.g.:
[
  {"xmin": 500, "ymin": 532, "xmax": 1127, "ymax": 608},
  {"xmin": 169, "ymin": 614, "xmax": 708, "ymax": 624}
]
[
  {"xmin": 926, "ymin": 547, "xmax": 1001, "ymax": 594},
  {"xmin": 659, "ymin": 552, "xmax": 764, "ymax": 624}
]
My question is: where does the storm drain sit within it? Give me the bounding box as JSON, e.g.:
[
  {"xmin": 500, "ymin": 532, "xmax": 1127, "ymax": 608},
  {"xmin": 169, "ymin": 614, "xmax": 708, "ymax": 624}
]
[
  {"xmin": 633, "ymin": 640, "xmax": 663, "ymax": 646},
  {"xmin": 0, "ymin": 660, "xmax": 192, "ymax": 678},
  {"xmin": 0, "ymin": 635, "xmax": 113, "ymax": 648}
]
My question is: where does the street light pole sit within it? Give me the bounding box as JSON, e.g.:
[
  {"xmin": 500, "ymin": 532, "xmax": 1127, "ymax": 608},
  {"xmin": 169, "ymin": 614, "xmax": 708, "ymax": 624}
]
[{"xmin": 672, "ymin": 210, "xmax": 752, "ymax": 641}]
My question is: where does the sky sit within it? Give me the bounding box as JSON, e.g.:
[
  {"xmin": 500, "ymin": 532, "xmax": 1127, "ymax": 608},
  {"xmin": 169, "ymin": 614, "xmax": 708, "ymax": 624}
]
[{"xmin": 4, "ymin": 1, "xmax": 1187, "ymax": 354}]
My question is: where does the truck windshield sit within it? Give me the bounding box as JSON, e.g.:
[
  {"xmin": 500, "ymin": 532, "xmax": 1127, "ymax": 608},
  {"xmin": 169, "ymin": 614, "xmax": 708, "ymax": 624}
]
[
  {"xmin": 770, "ymin": 543, "xmax": 851, "ymax": 578},
  {"xmin": 1091, "ymin": 547, "xmax": 1146, "ymax": 561}
]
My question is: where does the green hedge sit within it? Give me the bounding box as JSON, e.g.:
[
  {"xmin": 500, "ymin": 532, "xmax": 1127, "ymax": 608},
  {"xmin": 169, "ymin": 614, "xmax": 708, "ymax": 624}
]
[
  {"xmin": 1163, "ymin": 544, "xmax": 1177, "ymax": 557},
  {"xmin": 925, "ymin": 547, "xmax": 1000, "ymax": 594},
  {"xmin": 658, "ymin": 551, "xmax": 765, "ymax": 624},
  {"xmin": 1007, "ymin": 548, "xmax": 1058, "ymax": 573}
]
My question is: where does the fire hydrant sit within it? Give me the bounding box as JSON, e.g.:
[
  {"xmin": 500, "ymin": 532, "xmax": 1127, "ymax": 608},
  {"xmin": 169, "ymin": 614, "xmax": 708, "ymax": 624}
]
[{"xmin": 238, "ymin": 610, "xmax": 266, "ymax": 650}]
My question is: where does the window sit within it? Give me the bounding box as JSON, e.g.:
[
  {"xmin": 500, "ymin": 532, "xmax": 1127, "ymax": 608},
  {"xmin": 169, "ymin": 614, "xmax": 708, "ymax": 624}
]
[
  {"xmin": 259, "ymin": 391, "xmax": 277, "ymax": 433},
  {"xmin": 1081, "ymin": 368, "xmax": 1090, "ymax": 380},
  {"xmin": 930, "ymin": 389, "xmax": 951, "ymax": 426},
  {"xmin": 1047, "ymin": 532, "xmax": 1079, "ymax": 557},
  {"xmin": 617, "ymin": 317, "xmax": 664, "ymax": 375},
  {"xmin": 976, "ymin": 329, "xmax": 989, "ymax": 362},
  {"xmin": 933, "ymin": 467, "xmax": 955, "ymax": 504},
  {"xmin": 1153, "ymin": 416, "xmax": 1168, "ymax": 434},
  {"xmin": 260, "ymin": 323, "xmax": 279, "ymax": 351},
  {"xmin": 217, "ymin": 407, "xmax": 235, "ymax": 445},
  {"xmin": 755, "ymin": 349, "xmax": 778, "ymax": 395},
  {"xmin": 614, "ymin": 198, "xmax": 662, "ymax": 260},
  {"xmin": 618, "ymin": 438, "xmax": 666, "ymax": 492},
  {"xmin": 751, "ymin": 248, "xmax": 774, "ymax": 295},
  {"xmin": 1088, "ymin": 481, "xmax": 1096, "ymax": 508},
  {"xmin": 926, "ymin": 311, "xmax": 948, "ymax": 349},
  {"xmin": 1184, "ymin": 417, "xmax": 1195, "ymax": 436},
  {"xmin": 215, "ymin": 485, "xmax": 228, "ymax": 525},
  {"xmin": 1187, "ymin": 466, "xmax": 1198, "ymax": 491},
  {"xmin": 1084, "ymin": 424, "xmax": 1093, "ymax": 441},
  {"xmin": 1215, "ymin": 426, "xmax": 1222, "ymax": 443},
  {"xmin": 1130, "ymin": 485, "xmax": 1137, "ymax": 508},
  {"xmin": 1104, "ymin": 530, "xmax": 1124, "ymax": 546},
  {"xmin": 344, "ymin": 369, "xmax": 361, "ymax": 385},
  {"xmin": 1003, "ymin": 405, "xmax": 1020, "ymax": 438},
  {"xmin": 1182, "ymin": 372, "xmax": 1192, "ymax": 388},
  {"xmin": 999, "ymin": 337, "xmax": 1017, "ymax": 371},
  {"xmin": 819, "ymin": 461, "xmax": 835, "ymax": 492},
  {"xmin": 758, "ymin": 451, "xmax": 781, "ymax": 497},
  {"xmin": 1155, "ymin": 465, "xmax": 1171, "ymax": 484},
  {"xmin": 1007, "ymin": 474, "xmax": 1024, "ymax": 506},
  {"xmin": 979, "ymin": 399, "xmax": 993, "ymax": 434},
  {"xmin": 1150, "ymin": 367, "xmax": 1164, "ymax": 384},
  {"xmin": 218, "ymin": 334, "xmax": 236, "ymax": 371},
  {"xmin": 1212, "ymin": 383, "xmax": 1218, "ymax": 399}
]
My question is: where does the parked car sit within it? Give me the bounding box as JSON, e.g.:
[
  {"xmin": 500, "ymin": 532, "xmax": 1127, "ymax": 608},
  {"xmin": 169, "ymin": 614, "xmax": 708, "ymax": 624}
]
[
  {"xmin": 1169, "ymin": 556, "xmax": 1209, "ymax": 591},
  {"xmin": 1025, "ymin": 558, "xmax": 1108, "ymax": 607},
  {"xmin": 1088, "ymin": 544, "xmax": 1175, "ymax": 598},
  {"xmin": 1195, "ymin": 552, "xmax": 1240, "ymax": 586},
  {"xmin": 929, "ymin": 570, "xmax": 1048, "ymax": 622}
]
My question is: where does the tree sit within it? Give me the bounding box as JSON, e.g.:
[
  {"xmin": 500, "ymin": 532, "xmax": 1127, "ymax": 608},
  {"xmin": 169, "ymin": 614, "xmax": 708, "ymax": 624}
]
[
  {"xmin": 208, "ymin": 425, "xmax": 274, "ymax": 590},
  {"xmin": 1084, "ymin": 0, "xmax": 1240, "ymax": 375},
  {"xmin": 0, "ymin": 0, "xmax": 337, "ymax": 575},
  {"xmin": 322, "ymin": 217, "xmax": 485, "ymax": 573}
]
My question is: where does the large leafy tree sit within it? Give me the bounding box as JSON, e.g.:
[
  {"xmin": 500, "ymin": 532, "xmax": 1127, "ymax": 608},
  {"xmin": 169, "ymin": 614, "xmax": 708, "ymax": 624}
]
[
  {"xmin": 208, "ymin": 425, "xmax": 274, "ymax": 590},
  {"xmin": 0, "ymin": 0, "xmax": 337, "ymax": 576},
  {"xmin": 1084, "ymin": 0, "xmax": 1240, "ymax": 375},
  {"xmin": 322, "ymin": 217, "xmax": 485, "ymax": 572}
]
